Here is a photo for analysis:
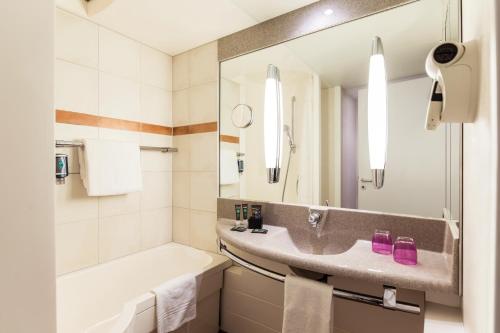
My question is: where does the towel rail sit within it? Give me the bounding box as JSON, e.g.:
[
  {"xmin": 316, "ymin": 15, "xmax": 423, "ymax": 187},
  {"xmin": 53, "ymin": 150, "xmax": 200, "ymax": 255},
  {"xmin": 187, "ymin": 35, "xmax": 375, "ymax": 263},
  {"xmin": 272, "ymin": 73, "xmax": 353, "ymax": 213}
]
[
  {"xmin": 55, "ymin": 140, "xmax": 178, "ymax": 153},
  {"xmin": 218, "ymin": 240, "xmax": 421, "ymax": 315}
]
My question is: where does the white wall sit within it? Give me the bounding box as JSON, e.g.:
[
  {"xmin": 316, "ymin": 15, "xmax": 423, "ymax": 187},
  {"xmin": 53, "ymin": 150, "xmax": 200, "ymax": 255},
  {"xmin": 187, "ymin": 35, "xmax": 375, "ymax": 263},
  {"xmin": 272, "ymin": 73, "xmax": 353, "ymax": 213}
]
[
  {"xmin": 55, "ymin": 8, "xmax": 173, "ymax": 275},
  {"xmin": 462, "ymin": 0, "xmax": 499, "ymax": 332},
  {"xmin": 357, "ymin": 77, "xmax": 447, "ymax": 218},
  {"xmin": 0, "ymin": 1, "xmax": 56, "ymax": 332}
]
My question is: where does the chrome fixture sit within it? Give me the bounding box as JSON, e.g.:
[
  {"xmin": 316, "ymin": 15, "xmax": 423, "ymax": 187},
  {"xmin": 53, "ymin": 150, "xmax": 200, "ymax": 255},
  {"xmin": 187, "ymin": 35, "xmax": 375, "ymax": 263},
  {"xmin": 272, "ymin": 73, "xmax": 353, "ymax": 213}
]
[
  {"xmin": 218, "ymin": 240, "xmax": 420, "ymax": 315},
  {"xmin": 264, "ymin": 64, "xmax": 284, "ymax": 184},
  {"xmin": 308, "ymin": 207, "xmax": 327, "ymax": 228},
  {"xmin": 231, "ymin": 104, "xmax": 253, "ymax": 128},
  {"xmin": 367, "ymin": 36, "xmax": 388, "ymax": 189},
  {"xmin": 55, "ymin": 140, "xmax": 178, "ymax": 153},
  {"xmin": 281, "ymin": 96, "xmax": 297, "ymax": 202}
]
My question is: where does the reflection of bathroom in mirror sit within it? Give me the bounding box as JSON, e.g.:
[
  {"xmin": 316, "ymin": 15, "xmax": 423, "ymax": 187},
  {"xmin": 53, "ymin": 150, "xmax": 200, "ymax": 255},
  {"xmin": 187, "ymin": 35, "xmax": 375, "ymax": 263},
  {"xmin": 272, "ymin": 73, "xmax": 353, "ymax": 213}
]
[{"xmin": 219, "ymin": 0, "xmax": 461, "ymax": 219}]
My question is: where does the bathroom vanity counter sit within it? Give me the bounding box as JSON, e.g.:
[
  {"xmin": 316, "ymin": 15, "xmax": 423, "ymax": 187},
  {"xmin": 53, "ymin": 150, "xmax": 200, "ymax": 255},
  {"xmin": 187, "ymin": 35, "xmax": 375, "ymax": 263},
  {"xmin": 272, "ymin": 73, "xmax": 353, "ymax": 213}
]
[{"xmin": 217, "ymin": 215, "xmax": 459, "ymax": 294}]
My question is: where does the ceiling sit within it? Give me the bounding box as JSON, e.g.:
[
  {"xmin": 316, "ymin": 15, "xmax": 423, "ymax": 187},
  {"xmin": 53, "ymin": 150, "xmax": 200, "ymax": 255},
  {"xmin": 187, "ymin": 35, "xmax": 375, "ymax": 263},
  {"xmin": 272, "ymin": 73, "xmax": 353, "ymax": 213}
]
[
  {"xmin": 222, "ymin": 0, "xmax": 453, "ymax": 89},
  {"xmin": 55, "ymin": 0, "xmax": 318, "ymax": 55}
]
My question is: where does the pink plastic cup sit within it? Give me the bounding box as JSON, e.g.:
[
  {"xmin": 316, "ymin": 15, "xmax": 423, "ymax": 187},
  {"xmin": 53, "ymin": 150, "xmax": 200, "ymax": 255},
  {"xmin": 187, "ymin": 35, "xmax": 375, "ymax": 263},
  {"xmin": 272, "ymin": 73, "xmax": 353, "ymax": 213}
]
[
  {"xmin": 372, "ymin": 230, "xmax": 393, "ymax": 255},
  {"xmin": 393, "ymin": 236, "xmax": 418, "ymax": 265}
]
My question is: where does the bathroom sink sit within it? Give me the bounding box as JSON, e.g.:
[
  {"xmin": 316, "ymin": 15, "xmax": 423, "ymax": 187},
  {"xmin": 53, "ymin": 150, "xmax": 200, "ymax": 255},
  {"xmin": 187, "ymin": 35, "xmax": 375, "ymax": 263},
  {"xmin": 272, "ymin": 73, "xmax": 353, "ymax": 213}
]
[{"xmin": 268, "ymin": 227, "xmax": 356, "ymax": 255}]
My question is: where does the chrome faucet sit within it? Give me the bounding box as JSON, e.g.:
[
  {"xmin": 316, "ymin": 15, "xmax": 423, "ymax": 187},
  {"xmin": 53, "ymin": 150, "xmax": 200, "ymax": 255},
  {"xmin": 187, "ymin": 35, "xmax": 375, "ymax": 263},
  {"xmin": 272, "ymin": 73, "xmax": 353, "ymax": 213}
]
[{"xmin": 308, "ymin": 211, "xmax": 322, "ymax": 228}]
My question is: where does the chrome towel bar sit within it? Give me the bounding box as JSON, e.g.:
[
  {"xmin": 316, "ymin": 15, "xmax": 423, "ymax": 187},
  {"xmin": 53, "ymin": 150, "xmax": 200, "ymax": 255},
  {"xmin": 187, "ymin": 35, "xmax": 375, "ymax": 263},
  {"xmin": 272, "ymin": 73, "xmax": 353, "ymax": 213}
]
[
  {"xmin": 55, "ymin": 140, "xmax": 178, "ymax": 153},
  {"xmin": 218, "ymin": 240, "xmax": 421, "ymax": 315}
]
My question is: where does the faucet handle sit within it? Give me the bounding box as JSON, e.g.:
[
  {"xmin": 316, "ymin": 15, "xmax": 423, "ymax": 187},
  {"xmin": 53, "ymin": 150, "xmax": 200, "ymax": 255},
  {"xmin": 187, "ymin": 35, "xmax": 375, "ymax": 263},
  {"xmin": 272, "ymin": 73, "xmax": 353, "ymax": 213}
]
[{"xmin": 308, "ymin": 207, "xmax": 328, "ymax": 228}]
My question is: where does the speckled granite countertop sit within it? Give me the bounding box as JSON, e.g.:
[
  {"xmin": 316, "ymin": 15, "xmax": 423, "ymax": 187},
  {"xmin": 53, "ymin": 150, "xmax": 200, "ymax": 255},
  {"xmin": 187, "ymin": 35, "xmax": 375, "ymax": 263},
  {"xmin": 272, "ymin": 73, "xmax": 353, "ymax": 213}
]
[{"xmin": 216, "ymin": 199, "xmax": 459, "ymax": 294}]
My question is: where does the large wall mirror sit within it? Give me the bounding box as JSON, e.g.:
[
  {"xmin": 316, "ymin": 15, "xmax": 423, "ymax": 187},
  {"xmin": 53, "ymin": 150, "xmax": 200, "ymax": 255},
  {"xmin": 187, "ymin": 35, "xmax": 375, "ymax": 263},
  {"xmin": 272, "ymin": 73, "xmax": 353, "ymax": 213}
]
[{"xmin": 219, "ymin": 0, "xmax": 461, "ymax": 219}]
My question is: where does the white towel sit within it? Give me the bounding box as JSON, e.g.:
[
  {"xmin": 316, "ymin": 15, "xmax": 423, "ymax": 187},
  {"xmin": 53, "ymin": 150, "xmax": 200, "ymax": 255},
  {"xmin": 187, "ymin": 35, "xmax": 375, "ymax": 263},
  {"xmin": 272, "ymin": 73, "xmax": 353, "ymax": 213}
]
[
  {"xmin": 282, "ymin": 275, "xmax": 334, "ymax": 333},
  {"xmin": 220, "ymin": 149, "xmax": 239, "ymax": 185},
  {"xmin": 78, "ymin": 139, "xmax": 142, "ymax": 196},
  {"xmin": 153, "ymin": 273, "xmax": 197, "ymax": 333}
]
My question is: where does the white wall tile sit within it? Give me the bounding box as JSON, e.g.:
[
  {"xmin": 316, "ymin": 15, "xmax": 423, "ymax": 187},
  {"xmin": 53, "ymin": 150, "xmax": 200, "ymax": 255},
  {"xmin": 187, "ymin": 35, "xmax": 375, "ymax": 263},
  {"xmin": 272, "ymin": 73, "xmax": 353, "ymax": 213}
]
[
  {"xmin": 141, "ymin": 85, "xmax": 172, "ymax": 126},
  {"xmin": 56, "ymin": 9, "xmax": 98, "ymax": 68},
  {"xmin": 55, "ymin": 175, "xmax": 98, "ymax": 224},
  {"xmin": 189, "ymin": 42, "xmax": 218, "ymax": 86},
  {"xmin": 55, "ymin": 60, "xmax": 99, "ymax": 115},
  {"xmin": 141, "ymin": 46, "xmax": 172, "ymax": 90},
  {"xmin": 99, "ymin": 27, "xmax": 140, "ymax": 80},
  {"xmin": 173, "ymin": 52, "xmax": 190, "ymax": 91},
  {"xmin": 190, "ymin": 133, "xmax": 217, "ymax": 172},
  {"xmin": 56, "ymin": 219, "xmax": 99, "ymax": 275},
  {"xmin": 99, "ymin": 213, "xmax": 141, "ymax": 262},
  {"xmin": 141, "ymin": 171, "xmax": 172, "ymax": 210},
  {"xmin": 190, "ymin": 172, "xmax": 217, "ymax": 212},
  {"xmin": 98, "ymin": 127, "xmax": 141, "ymax": 143},
  {"xmin": 173, "ymin": 89, "xmax": 190, "ymax": 126},
  {"xmin": 189, "ymin": 82, "xmax": 217, "ymax": 123},
  {"xmin": 140, "ymin": 134, "xmax": 173, "ymax": 172},
  {"xmin": 99, "ymin": 192, "xmax": 141, "ymax": 218},
  {"xmin": 173, "ymin": 172, "xmax": 190, "ymax": 208},
  {"xmin": 190, "ymin": 210, "xmax": 217, "ymax": 252},
  {"xmin": 99, "ymin": 72, "xmax": 141, "ymax": 121},
  {"xmin": 172, "ymin": 135, "xmax": 191, "ymax": 171},
  {"xmin": 173, "ymin": 207, "xmax": 190, "ymax": 245},
  {"xmin": 141, "ymin": 208, "xmax": 172, "ymax": 250}
]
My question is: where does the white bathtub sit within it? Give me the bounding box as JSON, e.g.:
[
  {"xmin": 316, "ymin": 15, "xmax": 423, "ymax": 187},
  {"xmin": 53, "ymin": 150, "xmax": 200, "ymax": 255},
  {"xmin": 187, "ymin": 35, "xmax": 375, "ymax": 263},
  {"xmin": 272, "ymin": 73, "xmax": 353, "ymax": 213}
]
[{"xmin": 56, "ymin": 243, "xmax": 231, "ymax": 333}]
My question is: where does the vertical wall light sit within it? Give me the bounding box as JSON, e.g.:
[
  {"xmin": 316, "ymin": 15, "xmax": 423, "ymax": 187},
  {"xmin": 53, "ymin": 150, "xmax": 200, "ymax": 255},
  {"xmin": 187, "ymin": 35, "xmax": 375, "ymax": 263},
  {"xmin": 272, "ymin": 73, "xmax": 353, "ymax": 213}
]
[
  {"xmin": 264, "ymin": 64, "xmax": 284, "ymax": 184},
  {"xmin": 367, "ymin": 36, "xmax": 388, "ymax": 189}
]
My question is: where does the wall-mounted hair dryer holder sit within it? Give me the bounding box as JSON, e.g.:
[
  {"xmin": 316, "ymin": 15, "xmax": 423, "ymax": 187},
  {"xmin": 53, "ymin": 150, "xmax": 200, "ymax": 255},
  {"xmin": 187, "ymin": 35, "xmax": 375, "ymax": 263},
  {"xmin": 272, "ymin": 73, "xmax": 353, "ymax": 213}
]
[{"xmin": 425, "ymin": 41, "xmax": 478, "ymax": 130}]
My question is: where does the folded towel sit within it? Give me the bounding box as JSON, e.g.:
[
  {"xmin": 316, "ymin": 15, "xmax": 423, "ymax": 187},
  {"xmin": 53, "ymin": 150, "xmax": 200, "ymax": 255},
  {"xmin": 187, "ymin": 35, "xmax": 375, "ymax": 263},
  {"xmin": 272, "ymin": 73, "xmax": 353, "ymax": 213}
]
[
  {"xmin": 153, "ymin": 273, "xmax": 197, "ymax": 333},
  {"xmin": 78, "ymin": 138, "xmax": 142, "ymax": 196},
  {"xmin": 282, "ymin": 275, "xmax": 334, "ymax": 333},
  {"xmin": 220, "ymin": 149, "xmax": 239, "ymax": 185}
]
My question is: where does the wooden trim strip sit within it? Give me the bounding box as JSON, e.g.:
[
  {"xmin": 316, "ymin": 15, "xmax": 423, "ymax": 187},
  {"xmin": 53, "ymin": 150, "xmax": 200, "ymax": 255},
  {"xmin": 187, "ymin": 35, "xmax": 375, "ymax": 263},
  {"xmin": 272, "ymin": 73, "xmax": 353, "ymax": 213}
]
[
  {"xmin": 56, "ymin": 110, "xmax": 216, "ymax": 136},
  {"xmin": 220, "ymin": 135, "xmax": 240, "ymax": 144},
  {"xmin": 173, "ymin": 122, "xmax": 218, "ymax": 136}
]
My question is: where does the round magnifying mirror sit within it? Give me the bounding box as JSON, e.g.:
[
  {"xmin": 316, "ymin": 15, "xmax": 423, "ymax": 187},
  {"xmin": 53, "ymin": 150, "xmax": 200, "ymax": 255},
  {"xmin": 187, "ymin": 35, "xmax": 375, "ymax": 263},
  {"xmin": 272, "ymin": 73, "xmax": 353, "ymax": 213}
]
[{"xmin": 231, "ymin": 104, "xmax": 253, "ymax": 128}]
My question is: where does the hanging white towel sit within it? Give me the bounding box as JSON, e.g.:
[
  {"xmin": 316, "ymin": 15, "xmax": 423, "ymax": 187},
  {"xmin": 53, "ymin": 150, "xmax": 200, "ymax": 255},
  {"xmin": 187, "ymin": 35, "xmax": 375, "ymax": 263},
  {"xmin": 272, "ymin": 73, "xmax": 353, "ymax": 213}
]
[
  {"xmin": 78, "ymin": 138, "xmax": 142, "ymax": 196},
  {"xmin": 282, "ymin": 275, "xmax": 334, "ymax": 333},
  {"xmin": 153, "ymin": 273, "xmax": 197, "ymax": 333},
  {"xmin": 220, "ymin": 149, "xmax": 239, "ymax": 185}
]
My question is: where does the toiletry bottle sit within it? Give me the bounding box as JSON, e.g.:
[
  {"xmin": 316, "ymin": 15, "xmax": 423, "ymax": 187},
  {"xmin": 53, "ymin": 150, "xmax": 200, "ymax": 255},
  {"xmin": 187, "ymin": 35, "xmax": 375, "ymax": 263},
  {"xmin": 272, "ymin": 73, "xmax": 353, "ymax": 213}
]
[
  {"xmin": 249, "ymin": 205, "xmax": 263, "ymax": 229},
  {"xmin": 242, "ymin": 204, "xmax": 249, "ymax": 228},
  {"xmin": 234, "ymin": 204, "xmax": 242, "ymax": 226}
]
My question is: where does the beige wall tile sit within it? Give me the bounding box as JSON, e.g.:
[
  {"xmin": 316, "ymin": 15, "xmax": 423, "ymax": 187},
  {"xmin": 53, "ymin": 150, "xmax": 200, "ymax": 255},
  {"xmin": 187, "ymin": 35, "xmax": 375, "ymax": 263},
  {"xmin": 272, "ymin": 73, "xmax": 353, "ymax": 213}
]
[
  {"xmin": 99, "ymin": 27, "xmax": 140, "ymax": 80},
  {"xmin": 141, "ymin": 207, "xmax": 172, "ymax": 250},
  {"xmin": 173, "ymin": 89, "xmax": 190, "ymax": 126},
  {"xmin": 99, "ymin": 192, "xmax": 141, "ymax": 218},
  {"xmin": 99, "ymin": 72, "xmax": 141, "ymax": 121},
  {"xmin": 140, "ymin": 134, "xmax": 173, "ymax": 172},
  {"xmin": 190, "ymin": 133, "xmax": 217, "ymax": 172},
  {"xmin": 141, "ymin": 171, "xmax": 173, "ymax": 210},
  {"xmin": 141, "ymin": 151, "xmax": 172, "ymax": 172},
  {"xmin": 189, "ymin": 82, "xmax": 217, "ymax": 123},
  {"xmin": 189, "ymin": 210, "xmax": 217, "ymax": 252},
  {"xmin": 190, "ymin": 172, "xmax": 217, "ymax": 212},
  {"xmin": 140, "ymin": 84, "xmax": 172, "ymax": 126},
  {"xmin": 55, "ymin": 60, "xmax": 99, "ymax": 115},
  {"xmin": 173, "ymin": 172, "xmax": 190, "ymax": 208},
  {"xmin": 141, "ymin": 45, "xmax": 172, "ymax": 90},
  {"xmin": 98, "ymin": 127, "xmax": 141, "ymax": 143},
  {"xmin": 99, "ymin": 213, "xmax": 141, "ymax": 262},
  {"xmin": 173, "ymin": 207, "xmax": 190, "ymax": 245},
  {"xmin": 172, "ymin": 135, "xmax": 191, "ymax": 171},
  {"xmin": 173, "ymin": 52, "xmax": 190, "ymax": 91},
  {"xmin": 55, "ymin": 219, "xmax": 99, "ymax": 275},
  {"xmin": 55, "ymin": 175, "xmax": 98, "ymax": 224},
  {"xmin": 189, "ymin": 42, "xmax": 218, "ymax": 86},
  {"xmin": 56, "ymin": 9, "xmax": 98, "ymax": 68}
]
